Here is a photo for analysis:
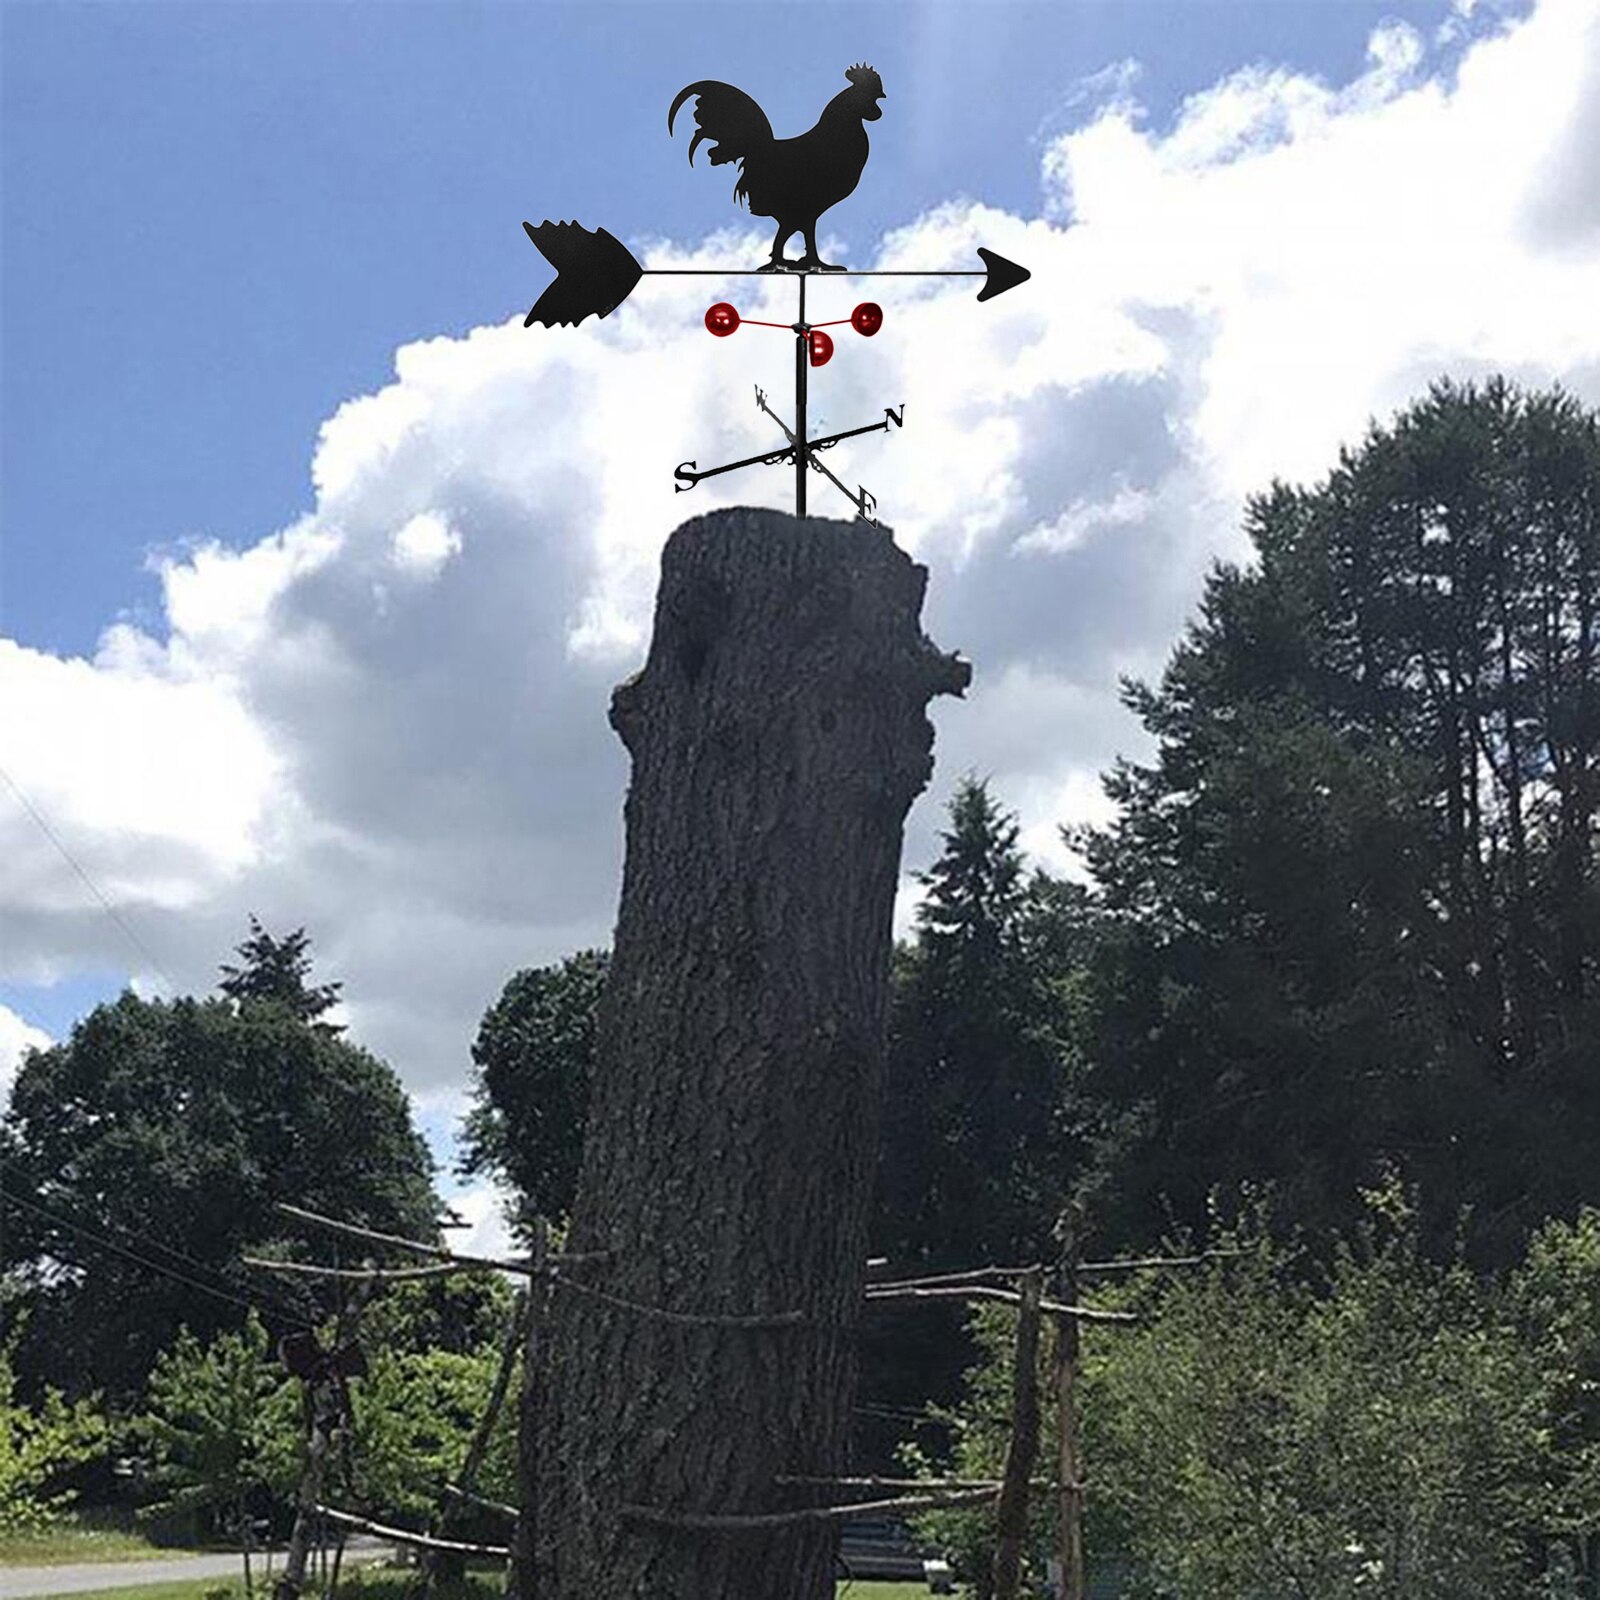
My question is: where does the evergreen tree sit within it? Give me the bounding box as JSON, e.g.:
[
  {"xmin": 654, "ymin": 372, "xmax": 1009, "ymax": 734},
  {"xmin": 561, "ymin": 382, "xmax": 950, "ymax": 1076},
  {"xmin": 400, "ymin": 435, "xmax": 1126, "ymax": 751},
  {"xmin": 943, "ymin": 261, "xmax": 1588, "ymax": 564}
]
[
  {"xmin": 218, "ymin": 917, "xmax": 343, "ymax": 1028},
  {"xmin": 877, "ymin": 778, "xmax": 1071, "ymax": 1273},
  {"xmin": 864, "ymin": 780, "xmax": 1082, "ymax": 1467},
  {"xmin": 1078, "ymin": 379, "xmax": 1600, "ymax": 1259}
]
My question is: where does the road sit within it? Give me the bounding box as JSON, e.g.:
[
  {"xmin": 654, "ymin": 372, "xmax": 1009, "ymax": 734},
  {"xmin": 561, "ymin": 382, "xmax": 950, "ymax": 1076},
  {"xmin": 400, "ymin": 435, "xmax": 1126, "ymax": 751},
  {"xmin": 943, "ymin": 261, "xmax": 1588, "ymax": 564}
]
[{"xmin": 0, "ymin": 1541, "xmax": 396, "ymax": 1599}]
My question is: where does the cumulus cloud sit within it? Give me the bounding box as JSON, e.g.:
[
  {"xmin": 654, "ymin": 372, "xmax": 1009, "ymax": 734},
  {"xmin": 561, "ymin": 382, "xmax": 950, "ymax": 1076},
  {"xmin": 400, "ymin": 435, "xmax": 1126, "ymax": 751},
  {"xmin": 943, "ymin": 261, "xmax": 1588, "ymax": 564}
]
[
  {"xmin": 0, "ymin": 1005, "xmax": 51, "ymax": 1108},
  {"xmin": 2, "ymin": 0, "xmax": 1598, "ymax": 1156}
]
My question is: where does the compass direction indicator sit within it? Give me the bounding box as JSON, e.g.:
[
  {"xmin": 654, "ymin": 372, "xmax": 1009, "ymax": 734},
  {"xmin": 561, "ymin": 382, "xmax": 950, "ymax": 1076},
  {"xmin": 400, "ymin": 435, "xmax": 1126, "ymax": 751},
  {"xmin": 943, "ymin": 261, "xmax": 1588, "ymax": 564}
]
[
  {"xmin": 521, "ymin": 62, "xmax": 1032, "ymax": 525},
  {"xmin": 674, "ymin": 387, "xmax": 904, "ymax": 527}
]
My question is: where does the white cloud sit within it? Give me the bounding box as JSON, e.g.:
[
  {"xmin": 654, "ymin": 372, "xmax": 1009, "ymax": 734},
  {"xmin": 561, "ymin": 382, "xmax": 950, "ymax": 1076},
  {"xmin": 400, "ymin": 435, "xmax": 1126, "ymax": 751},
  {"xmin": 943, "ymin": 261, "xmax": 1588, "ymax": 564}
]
[
  {"xmin": 391, "ymin": 512, "xmax": 463, "ymax": 578},
  {"xmin": 440, "ymin": 1176, "xmax": 520, "ymax": 1266},
  {"xmin": 1018, "ymin": 483, "xmax": 1154, "ymax": 554},
  {"xmin": 1366, "ymin": 20, "xmax": 1426, "ymax": 80},
  {"xmin": 0, "ymin": 638, "xmax": 281, "ymax": 908},
  {"xmin": 2, "ymin": 0, "xmax": 1598, "ymax": 1151},
  {"xmin": 0, "ymin": 1005, "xmax": 51, "ymax": 1109}
]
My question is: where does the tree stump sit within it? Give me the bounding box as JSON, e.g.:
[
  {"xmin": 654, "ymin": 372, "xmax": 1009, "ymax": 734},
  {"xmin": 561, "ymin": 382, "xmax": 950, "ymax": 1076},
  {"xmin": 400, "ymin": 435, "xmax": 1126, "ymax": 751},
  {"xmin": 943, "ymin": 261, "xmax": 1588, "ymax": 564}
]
[{"xmin": 522, "ymin": 508, "xmax": 968, "ymax": 1599}]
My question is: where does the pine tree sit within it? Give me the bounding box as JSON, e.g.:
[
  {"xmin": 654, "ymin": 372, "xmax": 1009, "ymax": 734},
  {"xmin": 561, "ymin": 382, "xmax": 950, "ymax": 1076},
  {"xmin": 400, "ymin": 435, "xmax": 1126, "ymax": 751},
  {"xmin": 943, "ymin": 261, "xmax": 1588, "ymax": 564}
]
[
  {"xmin": 860, "ymin": 780, "xmax": 1080, "ymax": 1470},
  {"xmin": 878, "ymin": 777, "xmax": 1066, "ymax": 1273},
  {"xmin": 218, "ymin": 917, "xmax": 343, "ymax": 1029}
]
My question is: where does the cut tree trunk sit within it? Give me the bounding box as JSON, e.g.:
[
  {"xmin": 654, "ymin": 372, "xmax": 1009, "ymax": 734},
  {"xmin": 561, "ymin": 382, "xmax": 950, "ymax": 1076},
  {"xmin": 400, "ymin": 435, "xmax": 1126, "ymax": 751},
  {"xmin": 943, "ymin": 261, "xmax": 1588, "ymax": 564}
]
[{"xmin": 521, "ymin": 508, "xmax": 968, "ymax": 1600}]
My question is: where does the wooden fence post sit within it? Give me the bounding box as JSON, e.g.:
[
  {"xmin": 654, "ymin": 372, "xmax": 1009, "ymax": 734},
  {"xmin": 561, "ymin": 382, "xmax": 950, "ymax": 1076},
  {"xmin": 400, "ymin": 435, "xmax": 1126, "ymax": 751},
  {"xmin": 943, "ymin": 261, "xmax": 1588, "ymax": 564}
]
[
  {"xmin": 992, "ymin": 1266, "xmax": 1044, "ymax": 1600},
  {"xmin": 507, "ymin": 1219, "xmax": 550, "ymax": 1600},
  {"xmin": 1053, "ymin": 1234, "xmax": 1086, "ymax": 1600},
  {"xmin": 417, "ymin": 1285, "xmax": 530, "ymax": 1599}
]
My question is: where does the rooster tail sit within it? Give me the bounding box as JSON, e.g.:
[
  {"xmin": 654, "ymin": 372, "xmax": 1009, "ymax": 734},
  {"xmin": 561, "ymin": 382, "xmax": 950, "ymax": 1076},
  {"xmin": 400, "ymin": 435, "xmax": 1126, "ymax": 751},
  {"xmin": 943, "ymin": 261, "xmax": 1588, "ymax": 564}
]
[{"xmin": 668, "ymin": 79, "xmax": 774, "ymax": 195}]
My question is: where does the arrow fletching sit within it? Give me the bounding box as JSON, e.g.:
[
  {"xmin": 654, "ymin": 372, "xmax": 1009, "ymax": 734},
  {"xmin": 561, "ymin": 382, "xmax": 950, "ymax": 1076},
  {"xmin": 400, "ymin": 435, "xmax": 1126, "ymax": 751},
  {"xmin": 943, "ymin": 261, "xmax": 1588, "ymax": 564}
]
[{"xmin": 523, "ymin": 221, "xmax": 644, "ymax": 328}]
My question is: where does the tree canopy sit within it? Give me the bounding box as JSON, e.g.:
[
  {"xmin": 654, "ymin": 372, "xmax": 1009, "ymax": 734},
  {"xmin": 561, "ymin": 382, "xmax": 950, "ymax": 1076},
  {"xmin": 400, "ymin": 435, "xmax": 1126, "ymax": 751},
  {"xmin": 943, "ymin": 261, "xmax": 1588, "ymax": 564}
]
[
  {"xmin": 218, "ymin": 917, "xmax": 343, "ymax": 1027},
  {"xmin": 875, "ymin": 776, "xmax": 1087, "ymax": 1272},
  {"xmin": 457, "ymin": 949, "xmax": 608, "ymax": 1231},
  {"xmin": 1076, "ymin": 378, "xmax": 1600, "ymax": 1261},
  {"xmin": 0, "ymin": 927, "xmax": 439, "ymax": 1403},
  {"xmin": 914, "ymin": 1193, "xmax": 1588, "ymax": 1598}
]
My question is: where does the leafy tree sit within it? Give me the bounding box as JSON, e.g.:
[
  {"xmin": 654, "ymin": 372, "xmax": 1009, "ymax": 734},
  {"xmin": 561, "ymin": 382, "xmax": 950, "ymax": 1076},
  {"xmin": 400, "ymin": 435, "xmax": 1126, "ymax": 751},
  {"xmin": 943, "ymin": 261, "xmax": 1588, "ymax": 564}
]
[
  {"xmin": 917, "ymin": 1194, "xmax": 1554, "ymax": 1599},
  {"xmin": 360, "ymin": 1268, "xmax": 516, "ymax": 1362},
  {"xmin": 458, "ymin": 951, "xmax": 609, "ymax": 1229},
  {"xmin": 346, "ymin": 1341, "xmax": 517, "ymax": 1523},
  {"xmin": 124, "ymin": 1288, "xmax": 521, "ymax": 1562},
  {"xmin": 1077, "ymin": 379, "xmax": 1600, "ymax": 1258},
  {"xmin": 131, "ymin": 1314, "xmax": 299, "ymax": 1544},
  {"xmin": 0, "ymin": 1336, "xmax": 105, "ymax": 1537},
  {"xmin": 1513, "ymin": 1208, "xmax": 1600, "ymax": 1585},
  {"xmin": 219, "ymin": 918, "xmax": 343, "ymax": 1029},
  {"xmin": 1, "ymin": 929, "xmax": 440, "ymax": 1403}
]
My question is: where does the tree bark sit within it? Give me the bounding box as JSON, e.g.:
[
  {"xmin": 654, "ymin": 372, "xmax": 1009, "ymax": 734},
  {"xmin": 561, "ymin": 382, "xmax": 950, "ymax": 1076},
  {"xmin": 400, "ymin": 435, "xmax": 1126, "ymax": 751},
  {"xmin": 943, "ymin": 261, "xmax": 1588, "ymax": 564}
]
[{"xmin": 522, "ymin": 508, "xmax": 968, "ymax": 1599}]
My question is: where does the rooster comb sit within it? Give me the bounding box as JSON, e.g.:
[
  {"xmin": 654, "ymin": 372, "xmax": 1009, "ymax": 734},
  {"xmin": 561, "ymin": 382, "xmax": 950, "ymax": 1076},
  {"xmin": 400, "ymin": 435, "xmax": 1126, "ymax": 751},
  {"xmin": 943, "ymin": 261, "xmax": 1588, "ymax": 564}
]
[{"xmin": 846, "ymin": 62, "xmax": 880, "ymax": 85}]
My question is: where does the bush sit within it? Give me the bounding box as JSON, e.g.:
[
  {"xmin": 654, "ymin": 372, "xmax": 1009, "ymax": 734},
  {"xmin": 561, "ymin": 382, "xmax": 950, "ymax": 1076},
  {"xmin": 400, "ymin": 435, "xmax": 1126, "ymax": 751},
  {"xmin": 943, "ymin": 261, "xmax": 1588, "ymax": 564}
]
[
  {"xmin": 912, "ymin": 1190, "xmax": 1560, "ymax": 1599},
  {"xmin": 0, "ymin": 1336, "xmax": 106, "ymax": 1536}
]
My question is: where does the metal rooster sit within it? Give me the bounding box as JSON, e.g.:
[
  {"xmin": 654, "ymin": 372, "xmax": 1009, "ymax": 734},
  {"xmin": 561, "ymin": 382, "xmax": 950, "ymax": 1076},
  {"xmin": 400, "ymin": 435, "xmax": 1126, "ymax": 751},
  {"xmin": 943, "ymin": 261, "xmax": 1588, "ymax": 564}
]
[{"xmin": 668, "ymin": 64, "xmax": 886, "ymax": 272}]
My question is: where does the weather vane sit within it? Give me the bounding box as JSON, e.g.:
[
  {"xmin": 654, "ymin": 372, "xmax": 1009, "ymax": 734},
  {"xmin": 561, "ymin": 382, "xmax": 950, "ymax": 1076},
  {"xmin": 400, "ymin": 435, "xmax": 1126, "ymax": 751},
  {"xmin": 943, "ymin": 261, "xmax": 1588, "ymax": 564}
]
[{"xmin": 521, "ymin": 63, "xmax": 1031, "ymax": 526}]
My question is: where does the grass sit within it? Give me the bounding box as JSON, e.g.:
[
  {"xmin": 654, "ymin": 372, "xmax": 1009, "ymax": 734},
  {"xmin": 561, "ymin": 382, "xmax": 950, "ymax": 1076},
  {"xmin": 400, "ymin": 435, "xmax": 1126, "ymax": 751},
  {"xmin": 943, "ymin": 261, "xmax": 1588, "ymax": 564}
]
[
  {"xmin": 0, "ymin": 1570, "xmax": 938, "ymax": 1600},
  {"xmin": 0, "ymin": 1512, "xmax": 168, "ymax": 1567}
]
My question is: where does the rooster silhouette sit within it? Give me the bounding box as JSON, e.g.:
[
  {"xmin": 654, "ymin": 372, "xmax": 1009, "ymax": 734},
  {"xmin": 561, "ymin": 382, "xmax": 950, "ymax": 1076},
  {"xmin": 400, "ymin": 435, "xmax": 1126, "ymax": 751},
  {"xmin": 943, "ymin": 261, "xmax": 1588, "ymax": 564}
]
[{"xmin": 668, "ymin": 64, "xmax": 886, "ymax": 273}]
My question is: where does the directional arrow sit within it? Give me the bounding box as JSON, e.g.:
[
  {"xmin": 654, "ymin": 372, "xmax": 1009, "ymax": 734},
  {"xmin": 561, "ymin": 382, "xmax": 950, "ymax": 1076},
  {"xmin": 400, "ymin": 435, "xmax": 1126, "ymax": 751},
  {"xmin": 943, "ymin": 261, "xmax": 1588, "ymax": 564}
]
[
  {"xmin": 522, "ymin": 220, "xmax": 1031, "ymax": 329},
  {"xmin": 523, "ymin": 221, "xmax": 642, "ymax": 327},
  {"xmin": 975, "ymin": 248, "xmax": 1031, "ymax": 303}
]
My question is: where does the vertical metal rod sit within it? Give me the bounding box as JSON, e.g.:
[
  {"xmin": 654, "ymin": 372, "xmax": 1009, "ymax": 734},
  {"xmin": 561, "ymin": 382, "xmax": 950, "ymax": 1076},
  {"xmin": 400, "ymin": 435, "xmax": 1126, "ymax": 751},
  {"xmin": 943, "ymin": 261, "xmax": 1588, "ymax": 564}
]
[{"xmin": 795, "ymin": 274, "xmax": 808, "ymax": 518}]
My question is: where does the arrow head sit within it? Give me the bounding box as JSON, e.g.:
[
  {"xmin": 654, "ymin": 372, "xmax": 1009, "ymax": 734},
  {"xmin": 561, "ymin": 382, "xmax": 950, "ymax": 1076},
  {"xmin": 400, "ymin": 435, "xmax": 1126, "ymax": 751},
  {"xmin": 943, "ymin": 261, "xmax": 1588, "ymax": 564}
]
[
  {"xmin": 523, "ymin": 221, "xmax": 644, "ymax": 328},
  {"xmin": 975, "ymin": 247, "xmax": 1031, "ymax": 303}
]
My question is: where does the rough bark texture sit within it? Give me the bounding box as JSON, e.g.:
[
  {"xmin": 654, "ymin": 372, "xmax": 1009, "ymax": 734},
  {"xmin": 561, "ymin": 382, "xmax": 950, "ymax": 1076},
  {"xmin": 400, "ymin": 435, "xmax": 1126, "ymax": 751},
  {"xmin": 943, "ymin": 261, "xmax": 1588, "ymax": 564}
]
[{"xmin": 525, "ymin": 507, "xmax": 968, "ymax": 1599}]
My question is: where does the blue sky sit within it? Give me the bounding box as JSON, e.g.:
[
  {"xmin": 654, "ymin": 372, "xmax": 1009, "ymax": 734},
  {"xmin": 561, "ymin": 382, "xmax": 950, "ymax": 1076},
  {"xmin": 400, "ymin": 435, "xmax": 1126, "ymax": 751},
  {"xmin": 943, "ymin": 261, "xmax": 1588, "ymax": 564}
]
[
  {"xmin": 5, "ymin": 0, "xmax": 1457, "ymax": 658},
  {"xmin": 5, "ymin": 0, "xmax": 1593, "ymax": 1246}
]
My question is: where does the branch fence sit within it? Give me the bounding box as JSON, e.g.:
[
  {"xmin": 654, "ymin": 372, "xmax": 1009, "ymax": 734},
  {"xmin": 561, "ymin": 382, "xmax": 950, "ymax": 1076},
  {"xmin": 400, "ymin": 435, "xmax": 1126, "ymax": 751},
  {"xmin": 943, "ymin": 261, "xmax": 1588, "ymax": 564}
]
[{"xmin": 254, "ymin": 1200, "xmax": 1231, "ymax": 1600}]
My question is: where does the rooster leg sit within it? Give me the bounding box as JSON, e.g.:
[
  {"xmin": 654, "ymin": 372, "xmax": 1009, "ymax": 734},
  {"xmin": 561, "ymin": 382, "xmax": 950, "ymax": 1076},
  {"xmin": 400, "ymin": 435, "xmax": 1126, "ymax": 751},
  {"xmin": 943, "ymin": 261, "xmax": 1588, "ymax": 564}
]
[
  {"xmin": 797, "ymin": 223, "xmax": 845, "ymax": 273},
  {"xmin": 759, "ymin": 223, "xmax": 799, "ymax": 273}
]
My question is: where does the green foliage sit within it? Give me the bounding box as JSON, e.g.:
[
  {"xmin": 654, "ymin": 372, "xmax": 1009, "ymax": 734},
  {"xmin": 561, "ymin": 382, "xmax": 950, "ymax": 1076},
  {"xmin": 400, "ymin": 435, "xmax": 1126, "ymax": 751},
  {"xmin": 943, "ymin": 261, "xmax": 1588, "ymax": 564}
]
[
  {"xmin": 918, "ymin": 1196, "xmax": 1563, "ymax": 1599},
  {"xmin": 128, "ymin": 1289, "xmax": 521, "ymax": 1544},
  {"xmin": 458, "ymin": 950, "xmax": 609, "ymax": 1229},
  {"xmin": 350, "ymin": 1276, "xmax": 522, "ymax": 1513},
  {"xmin": 1077, "ymin": 379, "xmax": 1600, "ymax": 1259},
  {"xmin": 1, "ymin": 928, "xmax": 440, "ymax": 1402},
  {"xmin": 864, "ymin": 780, "xmax": 1088, "ymax": 1469},
  {"xmin": 218, "ymin": 917, "xmax": 343, "ymax": 1028},
  {"xmin": 876, "ymin": 777, "xmax": 1082, "ymax": 1274},
  {"xmin": 361, "ymin": 1269, "xmax": 517, "ymax": 1360},
  {"xmin": 347, "ymin": 1342, "xmax": 514, "ymax": 1518},
  {"xmin": 131, "ymin": 1314, "xmax": 298, "ymax": 1541},
  {"xmin": 0, "ymin": 1337, "xmax": 105, "ymax": 1536},
  {"xmin": 1513, "ymin": 1208, "xmax": 1600, "ymax": 1557}
]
